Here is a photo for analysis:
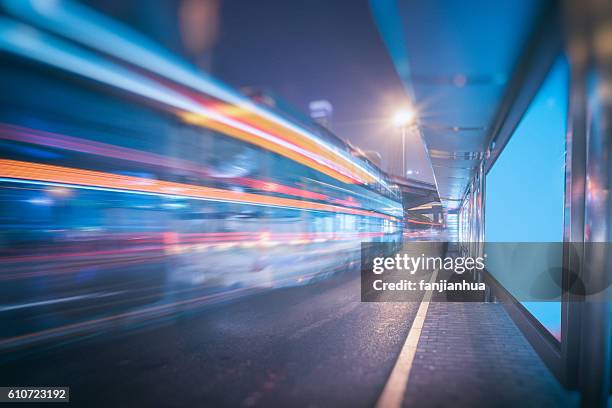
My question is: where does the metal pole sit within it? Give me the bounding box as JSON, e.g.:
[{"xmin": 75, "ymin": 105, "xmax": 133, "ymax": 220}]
[{"xmin": 401, "ymin": 126, "xmax": 406, "ymax": 177}]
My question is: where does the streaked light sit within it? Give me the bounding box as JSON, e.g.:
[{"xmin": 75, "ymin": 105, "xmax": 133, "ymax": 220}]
[
  {"xmin": 1, "ymin": 159, "xmax": 400, "ymax": 221},
  {"xmin": 27, "ymin": 197, "xmax": 52, "ymax": 205},
  {"xmin": 1, "ymin": 1, "xmax": 393, "ymax": 189},
  {"xmin": 47, "ymin": 186, "xmax": 71, "ymax": 196}
]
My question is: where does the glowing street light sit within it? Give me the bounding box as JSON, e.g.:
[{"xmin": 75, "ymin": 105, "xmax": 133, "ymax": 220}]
[
  {"xmin": 392, "ymin": 108, "xmax": 416, "ymax": 128},
  {"xmin": 392, "ymin": 108, "xmax": 417, "ymax": 178}
]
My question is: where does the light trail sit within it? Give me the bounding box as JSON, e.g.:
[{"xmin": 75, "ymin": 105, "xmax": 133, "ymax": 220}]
[
  {"xmin": 0, "ymin": 16, "xmax": 387, "ymax": 186},
  {"xmin": 2, "ymin": 0, "xmax": 393, "ymax": 190},
  {"xmin": 0, "ymin": 160, "xmax": 400, "ymax": 221},
  {"xmin": 0, "ymin": 124, "xmax": 331, "ymax": 202}
]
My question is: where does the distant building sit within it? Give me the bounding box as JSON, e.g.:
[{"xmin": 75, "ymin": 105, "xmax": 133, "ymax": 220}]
[{"xmin": 309, "ymin": 100, "xmax": 333, "ymax": 129}]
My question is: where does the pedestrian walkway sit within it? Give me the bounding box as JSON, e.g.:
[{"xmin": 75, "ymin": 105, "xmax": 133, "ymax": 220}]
[{"xmin": 402, "ymin": 302, "xmax": 578, "ymax": 407}]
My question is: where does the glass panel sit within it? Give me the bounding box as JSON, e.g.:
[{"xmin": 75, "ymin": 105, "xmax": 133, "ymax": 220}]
[{"xmin": 485, "ymin": 56, "xmax": 569, "ymax": 340}]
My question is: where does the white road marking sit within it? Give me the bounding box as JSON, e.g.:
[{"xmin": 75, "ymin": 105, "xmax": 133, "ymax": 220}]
[{"xmin": 375, "ymin": 268, "xmax": 439, "ymax": 408}]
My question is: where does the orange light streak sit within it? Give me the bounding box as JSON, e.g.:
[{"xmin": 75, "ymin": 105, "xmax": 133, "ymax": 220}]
[{"xmin": 0, "ymin": 160, "xmax": 398, "ymax": 221}]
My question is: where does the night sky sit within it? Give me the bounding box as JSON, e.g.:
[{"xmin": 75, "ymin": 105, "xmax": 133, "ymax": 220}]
[{"xmin": 212, "ymin": 0, "xmax": 434, "ymax": 182}]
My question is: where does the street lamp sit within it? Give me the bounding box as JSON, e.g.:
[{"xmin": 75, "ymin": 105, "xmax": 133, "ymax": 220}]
[{"xmin": 392, "ymin": 108, "xmax": 417, "ymax": 178}]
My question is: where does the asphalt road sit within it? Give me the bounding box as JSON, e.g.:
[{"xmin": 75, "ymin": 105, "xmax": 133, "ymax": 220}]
[{"xmin": 2, "ymin": 269, "xmax": 425, "ymax": 407}]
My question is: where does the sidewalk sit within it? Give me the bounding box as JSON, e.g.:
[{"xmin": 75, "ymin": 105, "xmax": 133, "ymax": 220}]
[{"xmin": 402, "ymin": 302, "xmax": 578, "ymax": 408}]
